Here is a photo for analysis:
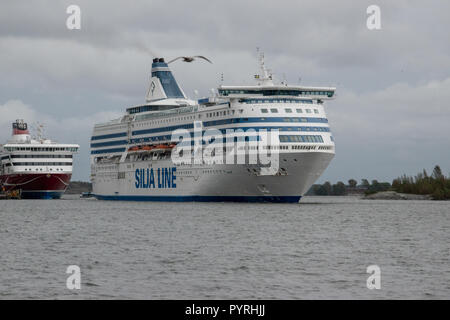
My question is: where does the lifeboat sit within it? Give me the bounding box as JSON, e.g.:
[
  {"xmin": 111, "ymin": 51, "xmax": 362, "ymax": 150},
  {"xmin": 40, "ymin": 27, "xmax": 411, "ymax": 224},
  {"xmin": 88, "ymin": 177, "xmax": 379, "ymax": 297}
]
[
  {"xmin": 128, "ymin": 146, "xmax": 139, "ymax": 152},
  {"xmin": 142, "ymin": 145, "xmax": 153, "ymax": 151}
]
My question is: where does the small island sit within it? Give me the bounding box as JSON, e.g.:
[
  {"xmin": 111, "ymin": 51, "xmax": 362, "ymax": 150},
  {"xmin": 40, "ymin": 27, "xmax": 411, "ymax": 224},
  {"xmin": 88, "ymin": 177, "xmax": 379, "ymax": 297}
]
[{"xmin": 307, "ymin": 165, "xmax": 450, "ymax": 200}]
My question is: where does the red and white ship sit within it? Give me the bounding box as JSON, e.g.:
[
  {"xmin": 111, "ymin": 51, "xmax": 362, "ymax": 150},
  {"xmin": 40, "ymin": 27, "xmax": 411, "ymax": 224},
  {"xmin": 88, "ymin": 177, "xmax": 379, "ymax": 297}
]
[{"xmin": 0, "ymin": 120, "xmax": 79, "ymax": 199}]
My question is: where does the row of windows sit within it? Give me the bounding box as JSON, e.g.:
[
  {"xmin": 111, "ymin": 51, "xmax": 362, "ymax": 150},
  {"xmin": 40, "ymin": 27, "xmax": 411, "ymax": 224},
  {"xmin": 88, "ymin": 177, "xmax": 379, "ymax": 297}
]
[
  {"xmin": 131, "ymin": 117, "xmax": 328, "ymax": 137},
  {"xmin": 92, "ymin": 124, "xmax": 330, "ymax": 149},
  {"xmin": 91, "ymin": 140, "xmax": 129, "ymax": 149},
  {"xmin": 219, "ymin": 89, "xmax": 334, "ymax": 97},
  {"xmin": 127, "ymin": 105, "xmax": 177, "ymax": 114},
  {"xmin": 91, "ymin": 132, "xmax": 127, "ymax": 141},
  {"xmin": 3, "ymin": 147, "xmax": 78, "ymax": 152},
  {"xmin": 206, "ymin": 109, "xmax": 236, "ymax": 118},
  {"xmin": 134, "ymin": 114, "xmax": 199, "ymax": 127},
  {"xmin": 279, "ymin": 135, "xmax": 324, "ymax": 143},
  {"xmin": 203, "ymin": 117, "xmax": 328, "ymax": 127},
  {"xmin": 131, "ymin": 133, "xmax": 326, "ymax": 146},
  {"xmin": 134, "ymin": 105, "xmax": 198, "ymax": 121},
  {"xmin": 9, "ymin": 154, "xmax": 73, "ymax": 159},
  {"xmin": 133, "ymin": 105, "xmax": 322, "ymax": 129},
  {"xmin": 12, "ymin": 162, "xmax": 73, "ymax": 166},
  {"xmin": 123, "ymin": 103, "xmax": 326, "ymax": 132},
  {"xmin": 128, "ymin": 127, "xmax": 330, "ymax": 146},
  {"xmin": 90, "ymin": 142, "xmax": 332, "ymax": 157},
  {"xmin": 261, "ymin": 108, "xmax": 319, "ymax": 114},
  {"xmin": 91, "ymin": 148, "xmax": 126, "ymax": 155},
  {"xmin": 243, "ymin": 98, "xmax": 313, "ymax": 104},
  {"xmin": 291, "ymin": 145, "xmax": 319, "ymax": 150},
  {"xmin": 22, "ymin": 168, "xmax": 67, "ymax": 172}
]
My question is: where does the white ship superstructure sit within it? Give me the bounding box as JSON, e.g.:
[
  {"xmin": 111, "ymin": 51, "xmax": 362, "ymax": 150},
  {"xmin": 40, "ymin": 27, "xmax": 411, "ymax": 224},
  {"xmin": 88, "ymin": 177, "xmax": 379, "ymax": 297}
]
[{"xmin": 90, "ymin": 54, "xmax": 336, "ymax": 202}]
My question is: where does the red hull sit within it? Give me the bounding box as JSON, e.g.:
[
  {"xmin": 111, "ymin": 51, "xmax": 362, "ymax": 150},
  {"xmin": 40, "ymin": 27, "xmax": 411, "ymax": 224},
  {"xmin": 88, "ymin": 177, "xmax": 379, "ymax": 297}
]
[{"xmin": 0, "ymin": 173, "xmax": 71, "ymax": 199}]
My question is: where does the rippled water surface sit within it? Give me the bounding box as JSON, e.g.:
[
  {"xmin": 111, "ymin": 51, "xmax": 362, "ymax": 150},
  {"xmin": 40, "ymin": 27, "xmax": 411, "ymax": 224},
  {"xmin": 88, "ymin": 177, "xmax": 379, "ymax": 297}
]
[{"xmin": 0, "ymin": 196, "xmax": 449, "ymax": 299}]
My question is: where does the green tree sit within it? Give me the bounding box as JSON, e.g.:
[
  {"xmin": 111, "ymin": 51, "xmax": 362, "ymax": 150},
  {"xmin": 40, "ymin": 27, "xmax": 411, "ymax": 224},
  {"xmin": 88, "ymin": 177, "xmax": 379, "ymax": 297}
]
[
  {"xmin": 323, "ymin": 181, "xmax": 332, "ymax": 195},
  {"xmin": 361, "ymin": 179, "xmax": 370, "ymax": 188},
  {"xmin": 348, "ymin": 179, "xmax": 357, "ymax": 188},
  {"xmin": 371, "ymin": 180, "xmax": 380, "ymax": 189},
  {"xmin": 392, "ymin": 165, "xmax": 450, "ymax": 200},
  {"xmin": 432, "ymin": 165, "xmax": 443, "ymax": 180},
  {"xmin": 332, "ymin": 181, "xmax": 347, "ymax": 195}
]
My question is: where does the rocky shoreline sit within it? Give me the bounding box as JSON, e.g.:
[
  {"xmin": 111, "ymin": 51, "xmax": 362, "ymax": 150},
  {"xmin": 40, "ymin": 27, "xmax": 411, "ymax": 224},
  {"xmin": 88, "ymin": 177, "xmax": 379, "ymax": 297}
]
[{"xmin": 362, "ymin": 191, "xmax": 433, "ymax": 200}]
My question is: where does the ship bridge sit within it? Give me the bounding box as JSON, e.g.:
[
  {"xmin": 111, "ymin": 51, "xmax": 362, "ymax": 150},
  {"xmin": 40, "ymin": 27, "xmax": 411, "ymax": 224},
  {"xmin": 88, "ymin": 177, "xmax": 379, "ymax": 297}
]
[
  {"xmin": 218, "ymin": 85, "xmax": 336, "ymax": 100},
  {"xmin": 218, "ymin": 52, "xmax": 336, "ymax": 101}
]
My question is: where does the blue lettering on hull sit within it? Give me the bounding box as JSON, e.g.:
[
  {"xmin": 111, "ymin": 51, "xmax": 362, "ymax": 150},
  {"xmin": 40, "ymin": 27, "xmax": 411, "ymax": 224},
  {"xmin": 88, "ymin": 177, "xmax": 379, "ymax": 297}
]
[{"xmin": 135, "ymin": 167, "xmax": 176, "ymax": 189}]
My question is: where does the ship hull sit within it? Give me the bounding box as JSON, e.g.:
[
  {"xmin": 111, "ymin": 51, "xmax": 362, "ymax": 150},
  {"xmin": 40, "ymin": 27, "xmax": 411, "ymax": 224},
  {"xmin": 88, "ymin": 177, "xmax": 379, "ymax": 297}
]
[
  {"xmin": 94, "ymin": 194, "xmax": 302, "ymax": 203},
  {"xmin": 0, "ymin": 173, "xmax": 71, "ymax": 199},
  {"xmin": 92, "ymin": 152, "xmax": 334, "ymax": 203}
]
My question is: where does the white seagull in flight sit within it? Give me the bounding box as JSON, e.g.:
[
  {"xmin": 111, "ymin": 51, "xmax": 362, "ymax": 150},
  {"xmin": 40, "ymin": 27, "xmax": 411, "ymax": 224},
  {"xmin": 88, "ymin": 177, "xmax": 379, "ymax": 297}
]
[{"xmin": 167, "ymin": 56, "xmax": 213, "ymax": 64}]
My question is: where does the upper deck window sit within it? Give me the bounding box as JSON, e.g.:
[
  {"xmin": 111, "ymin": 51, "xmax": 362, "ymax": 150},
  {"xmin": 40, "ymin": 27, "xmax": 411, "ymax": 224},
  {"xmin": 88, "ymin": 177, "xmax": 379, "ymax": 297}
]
[
  {"xmin": 241, "ymin": 98, "xmax": 313, "ymax": 104},
  {"xmin": 270, "ymin": 108, "xmax": 278, "ymax": 113},
  {"xmin": 296, "ymin": 109, "xmax": 303, "ymax": 113},
  {"xmin": 219, "ymin": 89, "xmax": 334, "ymax": 97},
  {"xmin": 261, "ymin": 108, "xmax": 268, "ymax": 113},
  {"xmin": 285, "ymin": 108, "xmax": 292, "ymax": 113}
]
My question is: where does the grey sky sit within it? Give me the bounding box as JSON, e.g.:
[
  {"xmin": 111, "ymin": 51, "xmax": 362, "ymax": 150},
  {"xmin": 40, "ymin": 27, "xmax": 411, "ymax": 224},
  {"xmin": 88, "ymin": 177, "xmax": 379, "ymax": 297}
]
[{"xmin": 1, "ymin": 0, "xmax": 449, "ymax": 182}]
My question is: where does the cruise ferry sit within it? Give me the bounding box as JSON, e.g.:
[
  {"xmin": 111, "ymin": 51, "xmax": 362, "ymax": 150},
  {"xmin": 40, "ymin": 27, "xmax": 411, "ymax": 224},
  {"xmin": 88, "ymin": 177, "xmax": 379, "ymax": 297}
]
[
  {"xmin": 90, "ymin": 54, "xmax": 336, "ymax": 202},
  {"xmin": 0, "ymin": 120, "xmax": 79, "ymax": 199}
]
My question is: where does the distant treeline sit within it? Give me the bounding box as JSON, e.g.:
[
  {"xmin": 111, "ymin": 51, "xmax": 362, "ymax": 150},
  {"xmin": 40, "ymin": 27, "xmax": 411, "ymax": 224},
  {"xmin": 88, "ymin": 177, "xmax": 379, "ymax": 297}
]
[
  {"xmin": 309, "ymin": 165, "xmax": 450, "ymax": 200},
  {"xmin": 392, "ymin": 165, "xmax": 450, "ymax": 200},
  {"xmin": 311, "ymin": 179, "xmax": 390, "ymax": 196}
]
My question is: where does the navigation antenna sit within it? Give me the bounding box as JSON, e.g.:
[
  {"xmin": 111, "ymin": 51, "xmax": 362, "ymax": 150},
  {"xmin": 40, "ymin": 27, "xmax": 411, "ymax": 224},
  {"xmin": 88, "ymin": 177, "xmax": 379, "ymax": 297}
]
[
  {"xmin": 254, "ymin": 48, "xmax": 273, "ymax": 86},
  {"xmin": 36, "ymin": 122, "xmax": 45, "ymax": 142}
]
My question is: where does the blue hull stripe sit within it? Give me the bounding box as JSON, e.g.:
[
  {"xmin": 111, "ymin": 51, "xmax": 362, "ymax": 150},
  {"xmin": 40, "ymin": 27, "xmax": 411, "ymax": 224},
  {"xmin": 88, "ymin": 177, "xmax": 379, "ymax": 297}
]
[
  {"xmin": 132, "ymin": 117, "xmax": 328, "ymax": 136},
  {"xmin": 93, "ymin": 194, "xmax": 301, "ymax": 203},
  {"xmin": 129, "ymin": 127, "xmax": 328, "ymax": 145},
  {"xmin": 132, "ymin": 125, "xmax": 330, "ymax": 138},
  {"xmin": 91, "ymin": 132, "xmax": 127, "ymax": 141},
  {"xmin": 90, "ymin": 126, "xmax": 330, "ymax": 153},
  {"xmin": 21, "ymin": 191, "xmax": 64, "ymax": 199},
  {"xmin": 91, "ymin": 147, "xmax": 127, "ymax": 155},
  {"xmin": 90, "ymin": 140, "xmax": 129, "ymax": 148}
]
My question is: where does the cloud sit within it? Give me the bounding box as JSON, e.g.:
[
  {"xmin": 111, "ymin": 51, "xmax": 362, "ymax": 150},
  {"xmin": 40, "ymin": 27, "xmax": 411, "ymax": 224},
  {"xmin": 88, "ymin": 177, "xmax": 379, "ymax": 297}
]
[
  {"xmin": 0, "ymin": 1, "xmax": 449, "ymax": 182},
  {"xmin": 324, "ymin": 77, "xmax": 450, "ymax": 182},
  {"xmin": 0, "ymin": 100, "xmax": 37, "ymax": 133}
]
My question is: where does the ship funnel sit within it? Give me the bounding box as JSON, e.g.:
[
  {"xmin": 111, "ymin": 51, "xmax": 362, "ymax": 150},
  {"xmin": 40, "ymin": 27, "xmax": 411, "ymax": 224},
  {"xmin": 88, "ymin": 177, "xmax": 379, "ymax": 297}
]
[
  {"xmin": 11, "ymin": 119, "xmax": 31, "ymax": 143},
  {"xmin": 146, "ymin": 58, "xmax": 186, "ymax": 102},
  {"xmin": 12, "ymin": 119, "xmax": 29, "ymax": 135}
]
